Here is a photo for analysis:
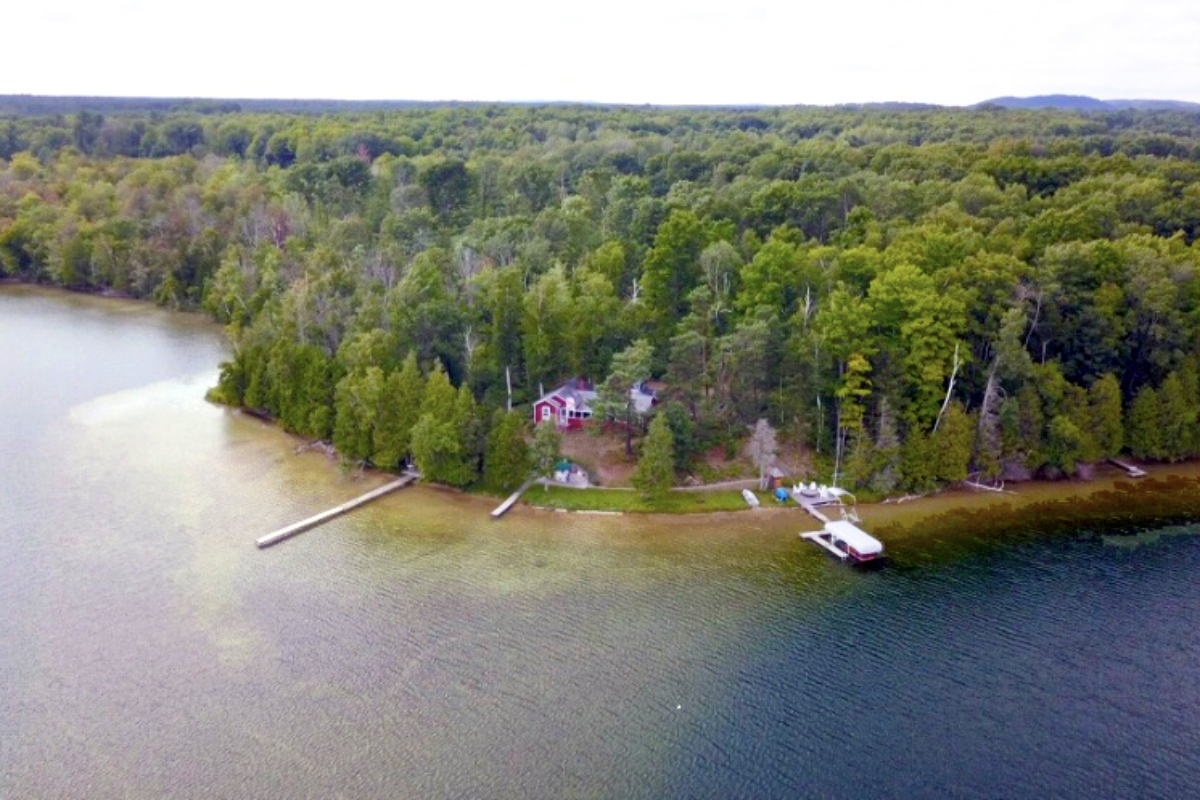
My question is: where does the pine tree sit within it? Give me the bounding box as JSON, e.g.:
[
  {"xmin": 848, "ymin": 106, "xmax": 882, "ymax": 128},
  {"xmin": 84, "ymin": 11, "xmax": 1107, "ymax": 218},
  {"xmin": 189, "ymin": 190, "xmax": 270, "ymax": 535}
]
[
  {"xmin": 1088, "ymin": 373, "xmax": 1124, "ymax": 459},
  {"xmin": 1046, "ymin": 414, "xmax": 1087, "ymax": 476},
  {"xmin": 640, "ymin": 210, "xmax": 705, "ymax": 349},
  {"xmin": 1179, "ymin": 358, "xmax": 1200, "ymax": 456},
  {"xmin": 372, "ymin": 352, "xmax": 425, "ymax": 469},
  {"xmin": 660, "ymin": 399, "xmax": 698, "ymax": 472},
  {"xmin": 405, "ymin": 360, "xmax": 477, "ymax": 486},
  {"xmin": 842, "ymin": 436, "xmax": 875, "ymax": 490},
  {"xmin": 632, "ymin": 414, "xmax": 675, "ymax": 500},
  {"xmin": 1015, "ymin": 382, "xmax": 1045, "ymax": 471},
  {"xmin": 372, "ymin": 368, "xmax": 406, "ymax": 470},
  {"xmin": 1066, "ymin": 384, "xmax": 1102, "ymax": 465},
  {"xmin": 484, "ymin": 410, "xmax": 531, "ymax": 493},
  {"xmin": 453, "ymin": 383, "xmax": 483, "ymax": 484},
  {"xmin": 410, "ymin": 413, "xmax": 462, "ymax": 484},
  {"xmin": 1159, "ymin": 372, "xmax": 1194, "ymax": 462},
  {"xmin": 394, "ymin": 351, "xmax": 425, "ymax": 462},
  {"xmin": 899, "ymin": 426, "xmax": 936, "ymax": 492},
  {"xmin": 593, "ymin": 338, "xmax": 654, "ymax": 455},
  {"xmin": 870, "ymin": 397, "xmax": 901, "ymax": 493},
  {"xmin": 333, "ymin": 366, "xmax": 383, "ymax": 463},
  {"xmin": 420, "ymin": 360, "xmax": 457, "ymax": 421},
  {"xmin": 666, "ymin": 328, "xmax": 707, "ymax": 417},
  {"xmin": 1127, "ymin": 386, "xmax": 1163, "ymax": 460},
  {"xmin": 932, "ymin": 401, "xmax": 974, "ymax": 483}
]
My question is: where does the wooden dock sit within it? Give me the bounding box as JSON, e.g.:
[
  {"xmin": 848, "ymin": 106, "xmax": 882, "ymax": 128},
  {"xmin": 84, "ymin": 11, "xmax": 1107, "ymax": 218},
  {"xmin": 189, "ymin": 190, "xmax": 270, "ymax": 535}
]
[
  {"xmin": 491, "ymin": 478, "xmax": 535, "ymax": 519},
  {"xmin": 255, "ymin": 471, "xmax": 419, "ymax": 549},
  {"xmin": 1108, "ymin": 458, "xmax": 1147, "ymax": 478},
  {"xmin": 796, "ymin": 499, "xmax": 831, "ymax": 524}
]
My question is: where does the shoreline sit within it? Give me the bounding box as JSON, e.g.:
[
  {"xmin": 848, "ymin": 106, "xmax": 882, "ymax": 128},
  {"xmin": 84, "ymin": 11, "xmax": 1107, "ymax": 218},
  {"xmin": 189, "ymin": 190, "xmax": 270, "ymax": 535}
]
[
  {"xmin": 0, "ymin": 276, "xmax": 141, "ymax": 301},
  {"xmin": 258, "ymin": 400, "xmax": 1200, "ymax": 544},
  {"xmin": 860, "ymin": 464, "xmax": 1200, "ymax": 567},
  {"xmin": 867, "ymin": 459, "xmax": 1200, "ymax": 524},
  {"xmin": 9, "ymin": 283, "xmax": 1195, "ymax": 545}
]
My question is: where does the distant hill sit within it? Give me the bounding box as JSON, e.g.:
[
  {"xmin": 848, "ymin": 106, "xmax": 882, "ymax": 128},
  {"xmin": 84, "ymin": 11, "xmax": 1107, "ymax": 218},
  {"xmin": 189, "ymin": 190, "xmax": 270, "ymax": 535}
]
[
  {"xmin": 1106, "ymin": 98, "xmax": 1200, "ymax": 111},
  {"xmin": 980, "ymin": 94, "xmax": 1200, "ymax": 111},
  {"xmin": 833, "ymin": 102, "xmax": 947, "ymax": 112},
  {"xmin": 981, "ymin": 95, "xmax": 1115, "ymax": 110},
  {"xmin": 0, "ymin": 95, "xmax": 490, "ymax": 115},
  {"xmin": 3, "ymin": 93, "xmax": 1199, "ymax": 116}
]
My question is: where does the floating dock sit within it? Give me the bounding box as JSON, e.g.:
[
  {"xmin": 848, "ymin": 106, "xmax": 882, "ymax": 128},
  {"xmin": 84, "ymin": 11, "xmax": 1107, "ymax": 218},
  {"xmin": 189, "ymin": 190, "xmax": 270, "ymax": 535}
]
[
  {"xmin": 256, "ymin": 471, "xmax": 419, "ymax": 549},
  {"xmin": 1108, "ymin": 458, "xmax": 1147, "ymax": 478},
  {"xmin": 491, "ymin": 478, "xmax": 535, "ymax": 519}
]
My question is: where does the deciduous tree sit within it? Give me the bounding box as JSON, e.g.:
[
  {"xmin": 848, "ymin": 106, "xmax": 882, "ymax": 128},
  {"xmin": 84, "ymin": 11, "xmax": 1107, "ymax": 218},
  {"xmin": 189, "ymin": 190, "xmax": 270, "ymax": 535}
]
[{"xmin": 747, "ymin": 418, "xmax": 779, "ymax": 490}]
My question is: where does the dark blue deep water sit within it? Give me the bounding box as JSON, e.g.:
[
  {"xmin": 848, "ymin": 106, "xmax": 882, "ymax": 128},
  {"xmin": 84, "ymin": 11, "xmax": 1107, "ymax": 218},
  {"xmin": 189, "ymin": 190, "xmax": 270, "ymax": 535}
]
[{"xmin": 670, "ymin": 531, "xmax": 1200, "ymax": 799}]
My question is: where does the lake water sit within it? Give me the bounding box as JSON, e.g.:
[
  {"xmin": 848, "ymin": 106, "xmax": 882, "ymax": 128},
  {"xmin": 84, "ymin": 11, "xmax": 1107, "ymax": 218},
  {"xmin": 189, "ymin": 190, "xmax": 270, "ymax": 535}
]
[{"xmin": 3, "ymin": 285, "xmax": 1199, "ymax": 800}]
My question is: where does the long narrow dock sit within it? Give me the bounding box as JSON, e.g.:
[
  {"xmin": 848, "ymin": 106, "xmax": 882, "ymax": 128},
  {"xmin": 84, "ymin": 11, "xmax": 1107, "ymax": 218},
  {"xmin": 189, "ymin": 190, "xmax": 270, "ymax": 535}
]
[
  {"xmin": 796, "ymin": 499, "xmax": 831, "ymax": 524},
  {"xmin": 1108, "ymin": 458, "xmax": 1147, "ymax": 478},
  {"xmin": 491, "ymin": 478, "xmax": 535, "ymax": 519},
  {"xmin": 256, "ymin": 472, "xmax": 419, "ymax": 548}
]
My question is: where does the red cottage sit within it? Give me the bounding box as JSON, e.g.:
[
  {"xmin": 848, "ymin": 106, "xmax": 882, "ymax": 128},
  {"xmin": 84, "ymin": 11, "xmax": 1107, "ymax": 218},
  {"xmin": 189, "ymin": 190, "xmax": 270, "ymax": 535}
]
[{"xmin": 532, "ymin": 378, "xmax": 597, "ymax": 430}]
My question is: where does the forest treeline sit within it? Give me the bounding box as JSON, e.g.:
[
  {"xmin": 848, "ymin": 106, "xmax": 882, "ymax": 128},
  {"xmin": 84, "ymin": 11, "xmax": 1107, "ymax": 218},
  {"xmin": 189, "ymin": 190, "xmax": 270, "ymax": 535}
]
[{"xmin": 4, "ymin": 103, "xmax": 1200, "ymax": 493}]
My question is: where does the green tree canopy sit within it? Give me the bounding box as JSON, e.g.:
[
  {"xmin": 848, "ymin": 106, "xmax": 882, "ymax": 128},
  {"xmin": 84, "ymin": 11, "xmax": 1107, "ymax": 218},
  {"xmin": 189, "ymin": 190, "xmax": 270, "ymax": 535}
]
[
  {"xmin": 632, "ymin": 414, "xmax": 675, "ymax": 500},
  {"xmin": 484, "ymin": 410, "xmax": 531, "ymax": 493}
]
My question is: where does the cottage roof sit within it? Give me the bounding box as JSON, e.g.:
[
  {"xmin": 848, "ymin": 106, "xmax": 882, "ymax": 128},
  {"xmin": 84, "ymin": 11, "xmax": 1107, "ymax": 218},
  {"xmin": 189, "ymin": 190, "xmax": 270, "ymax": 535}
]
[
  {"xmin": 629, "ymin": 381, "xmax": 656, "ymax": 413},
  {"xmin": 538, "ymin": 377, "xmax": 660, "ymax": 417},
  {"xmin": 537, "ymin": 379, "xmax": 597, "ymax": 413}
]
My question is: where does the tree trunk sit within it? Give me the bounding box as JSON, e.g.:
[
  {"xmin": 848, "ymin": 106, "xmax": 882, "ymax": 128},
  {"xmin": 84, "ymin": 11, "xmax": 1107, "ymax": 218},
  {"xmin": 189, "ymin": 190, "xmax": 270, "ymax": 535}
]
[
  {"xmin": 933, "ymin": 342, "xmax": 961, "ymax": 433},
  {"xmin": 971, "ymin": 361, "xmax": 1003, "ymax": 481}
]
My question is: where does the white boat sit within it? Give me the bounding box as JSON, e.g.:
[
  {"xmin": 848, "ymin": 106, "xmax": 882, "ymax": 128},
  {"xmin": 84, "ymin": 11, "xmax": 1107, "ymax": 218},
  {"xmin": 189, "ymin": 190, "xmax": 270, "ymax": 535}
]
[
  {"xmin": 742, "ymin": 488, "xmax": 760, "ymax": 508},
  {"xmin": 802, "ymin": 520, "xmax": 884, "ymax": 563}
]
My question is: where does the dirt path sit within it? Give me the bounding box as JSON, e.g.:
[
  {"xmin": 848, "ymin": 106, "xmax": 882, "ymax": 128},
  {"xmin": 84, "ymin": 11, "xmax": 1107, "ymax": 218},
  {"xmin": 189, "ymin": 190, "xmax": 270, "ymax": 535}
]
[{"xmin": 558, "ymin": 428, "xmax": 637, "ymax": 486}]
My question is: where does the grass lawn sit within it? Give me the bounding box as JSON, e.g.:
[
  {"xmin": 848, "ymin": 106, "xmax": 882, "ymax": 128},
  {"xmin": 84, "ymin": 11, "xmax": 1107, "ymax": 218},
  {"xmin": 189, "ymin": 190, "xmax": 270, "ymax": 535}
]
[{"xmin": 524, "ymin": 485, "xmax": 761, "ymax": 513}]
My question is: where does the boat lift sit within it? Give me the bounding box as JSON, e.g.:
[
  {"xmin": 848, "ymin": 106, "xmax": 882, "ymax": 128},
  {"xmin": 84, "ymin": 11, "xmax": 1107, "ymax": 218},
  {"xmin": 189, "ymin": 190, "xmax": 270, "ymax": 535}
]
[{"xmin": 792, "ymin": 483, "xmax": 883, "ymax": 563}]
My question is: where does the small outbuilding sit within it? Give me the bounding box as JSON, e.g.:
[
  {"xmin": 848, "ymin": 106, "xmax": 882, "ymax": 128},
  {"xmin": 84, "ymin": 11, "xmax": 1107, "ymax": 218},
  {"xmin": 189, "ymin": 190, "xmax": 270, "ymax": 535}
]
[{"xmin": 762, "ymin": 467, "xmax": 787, "ymax": 491}]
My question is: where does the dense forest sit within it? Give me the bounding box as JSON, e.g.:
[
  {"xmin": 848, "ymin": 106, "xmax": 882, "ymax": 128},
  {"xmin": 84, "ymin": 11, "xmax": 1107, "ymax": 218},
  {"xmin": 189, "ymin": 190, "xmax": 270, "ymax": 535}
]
[{"xmin": 4, "ymin": 102, "xmax": 1200, "ymax": 494}]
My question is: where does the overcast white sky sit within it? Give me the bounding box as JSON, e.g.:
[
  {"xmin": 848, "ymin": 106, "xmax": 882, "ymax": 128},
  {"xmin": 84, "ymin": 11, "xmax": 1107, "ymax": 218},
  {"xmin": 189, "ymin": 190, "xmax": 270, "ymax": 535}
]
[{"xmin": 4, "ymin": 0, "xmax": 1199, "ymax": 105}]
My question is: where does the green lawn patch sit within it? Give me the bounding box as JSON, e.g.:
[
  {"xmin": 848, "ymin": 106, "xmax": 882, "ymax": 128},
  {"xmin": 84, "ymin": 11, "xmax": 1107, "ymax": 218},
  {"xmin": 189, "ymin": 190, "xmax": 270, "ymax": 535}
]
[{"xmin": 524, "ymin": 485, "xmax": 758, "ymax": 513}]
